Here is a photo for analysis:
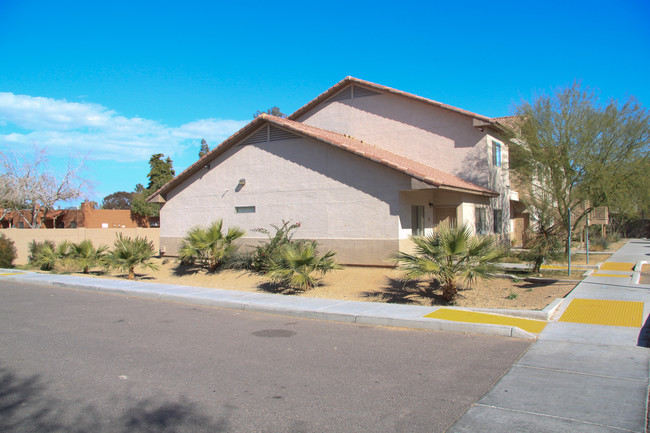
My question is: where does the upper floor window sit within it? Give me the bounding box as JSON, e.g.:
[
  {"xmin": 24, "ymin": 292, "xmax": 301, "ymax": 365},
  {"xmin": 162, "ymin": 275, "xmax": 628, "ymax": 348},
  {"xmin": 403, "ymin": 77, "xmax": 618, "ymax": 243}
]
[{"xmin": 492, "ymin": 140, "xmax": 502, "ymax": 167}]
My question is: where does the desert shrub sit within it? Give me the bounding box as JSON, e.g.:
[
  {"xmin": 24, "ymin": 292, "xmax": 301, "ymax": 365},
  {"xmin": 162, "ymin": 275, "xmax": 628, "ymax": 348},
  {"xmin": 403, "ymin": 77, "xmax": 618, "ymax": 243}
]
[
  {"xmin": 30, "ymin": 240, "xmax": 72, "ymax": 271},
  {"xmin": 178, "ymin": 220, "xmax": 245, "ymax": 271},
  {"xmin": 590, "ymin": 235, "xmax": 610, "ymax": 251},
  {"xmin": 106, "ymin": 234, "xmax": 158, "ymax": 280},
  {"xmin": 250, "ymin": 221, "xmax": 304, "ymax": 273},
  {"xmin": 266, "ymin": 241, "xmax": 339, "ymax": 291},
  {"xmin": 397, "ymin": 223, "xmax": 507, "ymax": 302},
  {"xmin": 69, "ymin": 240, "xmax": 108, "ymax": 273},
  {"xmin": 28, "ymin": 240, "xmax": 56, "ymax": 264},
  {"xmin": 0, "ymin": 234, "xmax": 16, "ymax": 268}
]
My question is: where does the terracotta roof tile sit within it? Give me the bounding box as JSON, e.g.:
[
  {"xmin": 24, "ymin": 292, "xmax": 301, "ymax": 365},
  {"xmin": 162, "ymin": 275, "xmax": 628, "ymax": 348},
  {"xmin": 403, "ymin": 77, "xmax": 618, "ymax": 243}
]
[
  {"xmin": 149, "ymin": 114, "xmax": 497, "ymax": 202},
  {"xmin": 288, "ymin": 76, "xmax": 497, "ymax": 124}
]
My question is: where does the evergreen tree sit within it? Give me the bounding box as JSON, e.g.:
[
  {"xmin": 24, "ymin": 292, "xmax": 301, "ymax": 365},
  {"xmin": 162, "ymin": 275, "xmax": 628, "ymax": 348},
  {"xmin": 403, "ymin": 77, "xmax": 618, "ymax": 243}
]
[
  {"xmin": 199, "ymin": 139, "xmax": 210, "ymax": 158},
  {"xmin": 131, "ymin": 154, "xmax": 175, "ymax": 220}
]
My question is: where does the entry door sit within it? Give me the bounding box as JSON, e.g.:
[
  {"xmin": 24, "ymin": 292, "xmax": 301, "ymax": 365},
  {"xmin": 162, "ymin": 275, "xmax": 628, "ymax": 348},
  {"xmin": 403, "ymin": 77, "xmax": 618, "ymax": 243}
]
[{"xmin": 435, "ymin": 207, "xmax": 457, "ymax": 227}]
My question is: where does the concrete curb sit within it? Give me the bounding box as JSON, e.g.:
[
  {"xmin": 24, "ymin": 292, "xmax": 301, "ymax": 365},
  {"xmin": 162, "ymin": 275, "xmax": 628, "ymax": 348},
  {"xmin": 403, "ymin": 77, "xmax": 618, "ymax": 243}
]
[{"xmin": 0, "ymin": 270, "xmax": 537, "ymax": 340}]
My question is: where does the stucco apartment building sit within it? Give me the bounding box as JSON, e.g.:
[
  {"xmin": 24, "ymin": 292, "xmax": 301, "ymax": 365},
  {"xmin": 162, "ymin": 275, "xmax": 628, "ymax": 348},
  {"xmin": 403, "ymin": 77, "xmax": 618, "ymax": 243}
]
[{"xmin": 149, "ymin": 77, "xmax": 526, "ymax": 265}]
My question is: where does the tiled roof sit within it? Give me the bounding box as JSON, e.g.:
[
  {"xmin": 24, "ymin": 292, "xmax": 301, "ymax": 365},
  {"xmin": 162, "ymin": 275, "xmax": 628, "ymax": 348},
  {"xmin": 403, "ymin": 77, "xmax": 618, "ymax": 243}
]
[
  {"xmin": 288, "ymin": 76, "xmax": 498, "ymax": 124},
  {"xmin": 492, "ymin": 115, "xmax": 522, "ymax": 132},
  {"xmin": 148, "ymin": 114, "xmax": 497, "ymax": 202}
]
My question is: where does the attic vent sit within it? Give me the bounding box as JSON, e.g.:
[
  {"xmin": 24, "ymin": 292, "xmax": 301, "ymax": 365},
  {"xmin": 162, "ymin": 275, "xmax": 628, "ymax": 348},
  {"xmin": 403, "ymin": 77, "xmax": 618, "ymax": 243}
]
[
  {"xmin": 239, "ymin": 125, "xmax": 268, "ymax": 146},
  {"xmin": 269, "ymin": 125, "xmax": 299, "ymax": 141},
  {"xmin": 327, "ymin": 86, "xmax": 352, "ymax": 102},
  {"xmin": 352, "ymin": 85, "xmax": 381, "ymax": 98}
]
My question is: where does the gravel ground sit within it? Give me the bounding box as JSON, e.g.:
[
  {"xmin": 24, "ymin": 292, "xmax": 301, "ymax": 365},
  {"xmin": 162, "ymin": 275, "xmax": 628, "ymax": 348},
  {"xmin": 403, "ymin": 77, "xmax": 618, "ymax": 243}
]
[{"xmin": 94, "ymin": 259, "xmax": 578, "ymax": 310}]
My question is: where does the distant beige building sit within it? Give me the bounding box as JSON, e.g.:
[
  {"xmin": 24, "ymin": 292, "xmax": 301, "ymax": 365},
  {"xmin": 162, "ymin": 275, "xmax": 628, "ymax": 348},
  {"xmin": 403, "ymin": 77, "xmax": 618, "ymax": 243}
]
[{"xmin": 149, "ymin": 77, "xmax": 523, "ymax": 265}]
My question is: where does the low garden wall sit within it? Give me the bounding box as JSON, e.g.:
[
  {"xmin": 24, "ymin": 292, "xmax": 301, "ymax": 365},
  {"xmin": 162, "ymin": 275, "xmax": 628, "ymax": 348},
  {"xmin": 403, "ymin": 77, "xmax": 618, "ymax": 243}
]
[{"xmin": 2, "ymin": 228, "xmax": 160, "ymax": 265}]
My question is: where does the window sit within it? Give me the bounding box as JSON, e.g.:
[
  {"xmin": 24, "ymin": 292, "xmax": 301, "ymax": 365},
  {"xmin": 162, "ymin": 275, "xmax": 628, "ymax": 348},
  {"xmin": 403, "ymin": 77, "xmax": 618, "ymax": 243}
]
[
  {"xmin": 493, "ymin": 209, "xmax": 503, "ymax": 234},
  {"xmin": 235, "ymin": 206, "xmax": 256, "ymax": 214},
  {"xmin": 492, "ymin": 140, "xmax": 502, "ymax": 167},
  {"xmin": 475, "ymin": 207, "xmax": 488, "ymax": 235},
  {"xmin": 411, "ymin": 205, "xmax": 425, "ymax": 236}
]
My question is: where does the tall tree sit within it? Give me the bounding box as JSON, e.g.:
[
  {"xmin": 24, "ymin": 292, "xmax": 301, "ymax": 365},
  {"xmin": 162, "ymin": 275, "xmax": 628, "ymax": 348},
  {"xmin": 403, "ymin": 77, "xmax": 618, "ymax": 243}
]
[
  {"xmin": 0, "ymin": 147, "xmax": 89, "ymax": 228},
  {"xmin": 508, "ymin": 82, "xmax": 650, "ymax": 244},
  {"xmin": 254, "ymin": 106, "xmax": 286, "ymax": 118},
  {"xmin": 101, "ymin": 191, "xmax": 134, "ymax": 209},
  {"xmin": 131, "ymin": 154, "xmax": 175, "ymax": 220},
  {"xmin": 198, "ymin": 139, "xmax": 210, "ymax": 158}
]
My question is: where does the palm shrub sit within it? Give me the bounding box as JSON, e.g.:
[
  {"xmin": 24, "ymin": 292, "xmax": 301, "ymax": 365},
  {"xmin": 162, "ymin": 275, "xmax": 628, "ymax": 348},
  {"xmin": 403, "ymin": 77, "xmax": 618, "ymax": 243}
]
[
  {"xmin": 28, "ymin": 240, "xmax": 55, "ymax": 265},
  {"xmin": 0, "ymin": 233, "xmax": 16, "ymax": 268},
  {"xmin": 396, "ymin": 223, "xmax": 507, "ymax": 302},
  {"xmin": 107, "ymin": 234, "xmax": 158, "ymax": 280},
  {"xmin": 178, "ymin": 219, "xmax": 245, "ymax": 271},
  {"xmin": 69, "ymin": 240, "xmax": 108, "ymax": 274},
  {"xmin": 31, "ymin": 240, "xmax": 72, "ymax": 271},
  {"xmin": 250, "ymin": 220, "xmax": 303, "ymax": 273},
  {"xmin": 266, "ymin": 241, "xmax": 339, "ymax": 291}
]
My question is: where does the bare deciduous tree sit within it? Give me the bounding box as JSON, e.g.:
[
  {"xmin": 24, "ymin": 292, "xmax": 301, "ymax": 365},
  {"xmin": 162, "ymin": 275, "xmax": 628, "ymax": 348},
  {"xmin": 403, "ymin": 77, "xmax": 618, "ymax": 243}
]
[{"xmin": 0, "ymin": 147, "xmax": 90, "ymax": 229}]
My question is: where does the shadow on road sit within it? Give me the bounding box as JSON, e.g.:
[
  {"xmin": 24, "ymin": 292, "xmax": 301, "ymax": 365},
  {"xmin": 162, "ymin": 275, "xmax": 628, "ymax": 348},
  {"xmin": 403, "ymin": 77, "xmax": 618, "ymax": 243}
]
[{"xmin": 0, "ymin": 365, "xmax": 229, "ymax": 432}]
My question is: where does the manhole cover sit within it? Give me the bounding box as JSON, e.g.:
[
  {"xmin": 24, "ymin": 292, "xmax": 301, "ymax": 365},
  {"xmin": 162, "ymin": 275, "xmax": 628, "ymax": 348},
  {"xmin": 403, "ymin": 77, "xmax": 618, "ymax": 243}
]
[{"xmin": 251, "ymin": 329, "xmax": 297, "ymax": 338}]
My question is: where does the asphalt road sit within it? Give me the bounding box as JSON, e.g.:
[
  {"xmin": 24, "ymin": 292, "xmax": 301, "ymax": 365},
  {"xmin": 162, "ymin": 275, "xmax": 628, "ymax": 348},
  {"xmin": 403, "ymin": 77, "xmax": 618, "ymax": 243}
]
[{"xmin": 0, "ymin": 281, "xmax": 531, "ymax": 432}]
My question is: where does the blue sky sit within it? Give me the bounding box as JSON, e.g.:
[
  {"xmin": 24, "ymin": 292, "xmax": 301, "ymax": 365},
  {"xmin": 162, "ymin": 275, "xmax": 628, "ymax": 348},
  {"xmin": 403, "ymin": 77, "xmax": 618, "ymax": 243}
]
[{"xmin": 1, "ymin": 0, "xmax": 649, "ymax": 205}]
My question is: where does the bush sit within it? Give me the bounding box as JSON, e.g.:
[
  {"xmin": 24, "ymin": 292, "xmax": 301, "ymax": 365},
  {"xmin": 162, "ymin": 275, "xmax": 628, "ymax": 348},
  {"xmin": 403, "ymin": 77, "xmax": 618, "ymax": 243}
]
[
  {"xmin": 29, "ymin": 240, "xmax": 72, "ymax": 271},
  {"xmin": 69, "ymin": 240, "xmax": 108, "ymax": 274},
  {"xmin": 266, "ymin": 241, "xmax": 339, "ymax": 291},
  {"xmin": 178, "ymin": 220, "xmax": 245, "ymax": 271},
  {"xmin": 397, "ymin": 224, "xmax": 507, "ymax": 302},
  {"xmin": 106, "ymin": 234, "xmax": 158, "ymax": 280},
  {"xmin": 0, "ymin": 234, "xmax": 16, "ymax": 268},
  {"xmin": 250, "ymin": 221, "xmax": 303, "ymax": 273},
  {"xmin": 28, "ymin": 240, "xmax": 55, "ymax": 264}
]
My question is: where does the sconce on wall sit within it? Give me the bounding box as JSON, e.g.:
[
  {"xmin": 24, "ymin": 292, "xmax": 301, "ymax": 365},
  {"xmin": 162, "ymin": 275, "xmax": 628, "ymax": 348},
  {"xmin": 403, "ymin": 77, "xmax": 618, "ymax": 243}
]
[{"xmin": 238, "ymin": 178, "xmax": 246, "ymax": 186}]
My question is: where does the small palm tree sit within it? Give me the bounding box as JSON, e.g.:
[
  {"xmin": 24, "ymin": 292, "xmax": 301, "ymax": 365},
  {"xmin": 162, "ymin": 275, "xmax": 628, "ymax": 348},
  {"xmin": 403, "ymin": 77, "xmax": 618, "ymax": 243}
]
[
  {"xmin": 397, "ymin": 223, "xmax": 506, "ymax": 302},
  {"xmin": 32, "ymin": 240, "xmax": 71, "ymax": 271},
  {"xmin": 178, "ymin": 220, "xmax": 245, "ymax": 271},
  {"xmin": 107, "ymin": 234, "xmax": 158, "ymax": 280},
  {"xmin": 69, "ymin": 240, "xmax": 108, "ymax": 274},
  {"xmin": 266, "ymin": 241, "xmax": 339, "ymax": 291}
]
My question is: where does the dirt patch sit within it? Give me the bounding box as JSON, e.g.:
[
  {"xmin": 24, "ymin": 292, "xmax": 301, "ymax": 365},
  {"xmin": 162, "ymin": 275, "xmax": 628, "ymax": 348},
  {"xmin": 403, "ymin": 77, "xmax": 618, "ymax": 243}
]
[{"xmin": 84, "ymin": 259, "xmax": 577, "ymax": 310}]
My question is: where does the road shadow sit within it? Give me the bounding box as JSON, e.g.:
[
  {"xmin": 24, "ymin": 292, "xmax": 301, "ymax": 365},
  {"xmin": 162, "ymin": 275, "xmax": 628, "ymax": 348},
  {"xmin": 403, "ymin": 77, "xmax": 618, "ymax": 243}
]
[
  {"xmin": 361, "ymin": 277, "xmax": 448, "ymax": 305},
  {"xmin": 0, "ymin": 365, "xmax": 229, "ymax": 432}
]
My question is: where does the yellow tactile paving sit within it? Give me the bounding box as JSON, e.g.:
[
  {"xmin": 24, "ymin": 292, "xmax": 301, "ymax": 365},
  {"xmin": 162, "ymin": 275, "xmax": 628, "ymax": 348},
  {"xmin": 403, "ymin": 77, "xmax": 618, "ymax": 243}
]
[
  {"xmin": 591, "ymin": 273, "xmax": 631, "ymax": 278},
  {"xmin": 541, "ymin": 264, "xmax": 591, "ymax": 270},
  {"xmin": 559, "ymin": 298, "xmax": 643, "ymax": 327},
  {"xmin": 600, "ymin": 262, "xmax": 635, "ymax": 271},
  {"xmin": 424, "ymin": 308, "xmax": 547, "ymax": 334}
]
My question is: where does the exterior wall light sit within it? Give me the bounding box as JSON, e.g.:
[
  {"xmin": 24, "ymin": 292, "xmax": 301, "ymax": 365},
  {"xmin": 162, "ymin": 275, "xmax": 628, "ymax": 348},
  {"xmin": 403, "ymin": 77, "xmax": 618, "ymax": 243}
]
[{"xmin": 238, "ymin": 178, "xmax": 246, "ymax": 186}]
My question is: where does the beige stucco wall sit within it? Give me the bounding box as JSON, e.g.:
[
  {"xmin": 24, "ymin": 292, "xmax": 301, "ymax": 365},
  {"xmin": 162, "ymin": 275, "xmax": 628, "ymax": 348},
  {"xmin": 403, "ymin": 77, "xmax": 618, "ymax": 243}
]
[
  {"xmin": 298, "ymin": 90, "xmax": 512, "ymax": 237},
  {"xmin": 159, "ymin": 134, "xmax": 412, "ymax": 265},
  {"xmin": 2, "ymin": 228, "xmax": 160, "ymax": 265}
]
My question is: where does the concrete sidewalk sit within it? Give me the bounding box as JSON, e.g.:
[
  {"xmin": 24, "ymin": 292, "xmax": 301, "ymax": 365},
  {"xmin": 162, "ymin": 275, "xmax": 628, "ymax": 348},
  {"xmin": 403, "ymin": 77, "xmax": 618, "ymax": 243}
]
[{"xmin": 449, "ymin": 238, "xmax": 650, "ymax": 433}]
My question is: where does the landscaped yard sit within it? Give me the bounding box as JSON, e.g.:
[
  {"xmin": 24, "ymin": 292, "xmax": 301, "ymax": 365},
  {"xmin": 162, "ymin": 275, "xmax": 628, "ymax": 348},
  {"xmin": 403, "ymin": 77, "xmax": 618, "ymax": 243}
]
[{"xmin": 83, "ymin": 258, "xmax": 580, "ymax": 310}]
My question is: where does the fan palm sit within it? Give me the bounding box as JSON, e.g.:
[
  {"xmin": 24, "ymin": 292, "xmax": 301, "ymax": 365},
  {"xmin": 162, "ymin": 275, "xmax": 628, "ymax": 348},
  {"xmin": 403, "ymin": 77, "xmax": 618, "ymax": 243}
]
[
  {"xmin": 178, "ymin": 219, "xmax": 245, "ymax": 271},
  {"xmin": 32, "ymin": 240, "xmax": 71, "ymax": 271},
  {"xmin": 107, "ymin": 234, "xmax": 158, "ymax": 280},
  {"xmin": 267, "ymin": 241, "xmax": 339, "ymax": 291},
  {"xmin": 397, "ymin": 223, "xmax": 506, "ymax": 302},
  {"xmin": 69, "ymin": 240, "xmax": 108, "ymax": 274}
]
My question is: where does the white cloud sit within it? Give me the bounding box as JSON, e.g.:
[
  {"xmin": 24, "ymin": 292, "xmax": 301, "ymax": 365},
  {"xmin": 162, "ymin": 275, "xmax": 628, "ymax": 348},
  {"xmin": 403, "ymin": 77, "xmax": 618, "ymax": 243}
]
[{"xmin": 0, "ymin": 92, "xmax": 249, "ymax": 163}]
